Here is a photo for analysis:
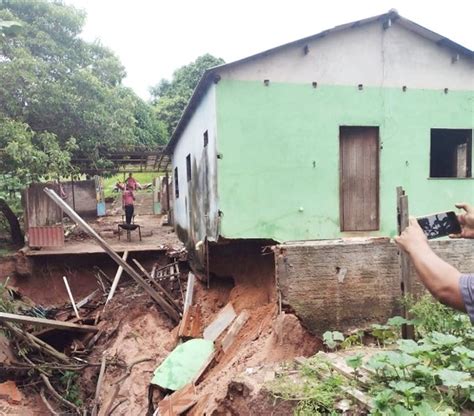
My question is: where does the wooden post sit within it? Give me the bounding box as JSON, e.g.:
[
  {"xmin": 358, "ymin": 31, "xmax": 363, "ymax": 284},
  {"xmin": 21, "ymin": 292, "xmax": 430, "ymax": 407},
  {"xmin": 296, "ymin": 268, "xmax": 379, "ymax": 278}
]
[
  {"xmin": 106, "ymin": 251, "xmax": 128, "ymax": 304},
  {"xmin": 71, "ymin": 175, "xmax": 76, "ymax": 211},
  {"xmin": 396, "ymin": 186, "xmax": 414, "ymax": 339},
  {"xmin": 63, "ymin": 276, "xmax": 81, "ymax": 320}
]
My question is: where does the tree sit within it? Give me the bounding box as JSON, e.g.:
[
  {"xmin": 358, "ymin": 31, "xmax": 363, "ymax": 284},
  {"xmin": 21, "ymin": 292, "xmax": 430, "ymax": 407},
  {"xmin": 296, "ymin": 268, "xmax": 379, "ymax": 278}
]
[
  {"xmin": 0, "ymin": 0, "xmax": 166, "ymax": 169},
  {"xmin": 150, "ymin": 54, "xmax": 225, "ymax": 137},
  {"xmin": 0, "ymin": 1, "xmax": 165, "ymax": 245}
]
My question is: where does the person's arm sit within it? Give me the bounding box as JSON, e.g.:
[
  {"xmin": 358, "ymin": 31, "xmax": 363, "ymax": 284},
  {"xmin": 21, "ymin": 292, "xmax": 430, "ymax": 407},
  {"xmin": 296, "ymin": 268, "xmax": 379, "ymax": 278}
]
[{"xmin": 395, "ymin": 218, "xmax": 465, "ymax": 312}]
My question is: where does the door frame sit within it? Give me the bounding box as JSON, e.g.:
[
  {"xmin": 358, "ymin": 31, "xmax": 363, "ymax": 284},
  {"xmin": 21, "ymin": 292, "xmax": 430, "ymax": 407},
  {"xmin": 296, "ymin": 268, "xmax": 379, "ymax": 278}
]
[{"xmin": 339, "ymin": 126, "xmax": 380, "ymax": 232}]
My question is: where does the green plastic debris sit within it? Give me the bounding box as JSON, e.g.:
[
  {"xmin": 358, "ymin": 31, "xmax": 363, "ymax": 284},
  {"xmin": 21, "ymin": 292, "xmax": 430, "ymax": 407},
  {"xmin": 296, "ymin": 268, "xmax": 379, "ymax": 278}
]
[{"xmin": 151, "ymin": 339, "xmax": 214, "ymax": 391}]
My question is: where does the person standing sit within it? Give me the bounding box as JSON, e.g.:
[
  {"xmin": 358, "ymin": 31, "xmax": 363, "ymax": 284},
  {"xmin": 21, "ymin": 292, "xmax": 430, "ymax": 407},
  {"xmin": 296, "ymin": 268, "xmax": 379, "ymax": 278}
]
[
  {"xmin": 122, "ymin": 184, "xmax": 135, "ymax": 225},
  {"xmin": 126, "ymin": 173, "xmax": 142, "ymax": 191}
]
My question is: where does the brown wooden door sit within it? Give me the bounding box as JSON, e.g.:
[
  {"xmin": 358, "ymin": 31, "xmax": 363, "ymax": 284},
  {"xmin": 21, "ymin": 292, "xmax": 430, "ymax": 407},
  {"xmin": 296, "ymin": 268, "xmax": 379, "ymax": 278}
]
[{"xmin": 340, "ymin": 126, "xmax": 379, "ymax": 231}]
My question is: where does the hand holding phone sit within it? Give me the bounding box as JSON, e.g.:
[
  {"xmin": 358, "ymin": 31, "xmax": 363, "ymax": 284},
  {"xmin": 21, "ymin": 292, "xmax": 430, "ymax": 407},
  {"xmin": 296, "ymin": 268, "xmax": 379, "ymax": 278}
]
[{"xmin": 416, "ymin": 211, "xmax": 461, "ymax": 239}]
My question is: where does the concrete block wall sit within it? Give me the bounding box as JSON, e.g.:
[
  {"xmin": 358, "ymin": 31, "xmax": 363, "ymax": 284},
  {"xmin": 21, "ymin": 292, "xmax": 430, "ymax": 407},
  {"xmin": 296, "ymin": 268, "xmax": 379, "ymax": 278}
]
[{"xmin": 276, "ymin": 238, "xmax": 474, "ymax": 335}]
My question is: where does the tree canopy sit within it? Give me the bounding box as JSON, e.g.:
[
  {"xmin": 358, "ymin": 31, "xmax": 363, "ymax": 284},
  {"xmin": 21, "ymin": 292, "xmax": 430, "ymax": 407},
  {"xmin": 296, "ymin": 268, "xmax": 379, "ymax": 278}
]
[
  {"xmin": 150, "ymin": 54, "xmax": 225, "ymax": 137},
  {"xmin": 0, "ymin": 0, "xmax": 166, "ymax": 181}
]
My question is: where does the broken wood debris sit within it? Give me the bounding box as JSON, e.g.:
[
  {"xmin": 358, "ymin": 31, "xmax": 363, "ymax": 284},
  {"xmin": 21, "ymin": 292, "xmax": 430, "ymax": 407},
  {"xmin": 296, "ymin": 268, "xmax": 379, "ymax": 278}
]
[
  {"xmin": 102, "ymin": 356, "xmax": 152, "ymax": 415},
  {"xmin": 178, "ymin": 305, "xmax": 202, "ymax": 339},
  {"xmin": 91, "ymin": 354, "xmax": 107, "ymax": 416},
  {"xmin": 0, "ymin": 312, "xmax": 98, "ymax": 333},
  {"xmin": 106, "ymin": 250, "xmax": 128, "ymax": 303},
  {"xmin": 158, "ymin": 384, "xmax": 197, "ymax": 416},
  {"xmin": 44, "ymin": 188, "xmax": 181, "ymax": 323},
  {"xmin": 203, "ymin": 302, "xmax": 236, "ymax": 342},
  {"xmin": 63, "ymin": 275, "xmax": 81, "ymax": 320},
  {"xmin": 220, "ymin": 310, "xmax": 250, "ymax": 353},
  {"xmin": 132, "ymin": 258, "xmax": 182, "ymax": 313}
]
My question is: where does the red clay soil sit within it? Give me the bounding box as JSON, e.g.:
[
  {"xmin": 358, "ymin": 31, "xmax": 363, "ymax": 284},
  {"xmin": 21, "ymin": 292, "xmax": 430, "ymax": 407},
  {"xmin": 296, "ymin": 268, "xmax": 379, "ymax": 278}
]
[
  {"xmin": 188, "ymin": 241, "xmax": 320, "ymax": 414},
  {"xmin": 1, "ymin": 241, "xmax": 320, "ymax": 415},
  {"xmin": 86, "ymin": 241, "xmax": 320, "ymax": 415},
  {"xmin": 3, "ymin": 254, "xmax": 113, "ymax": 305}
]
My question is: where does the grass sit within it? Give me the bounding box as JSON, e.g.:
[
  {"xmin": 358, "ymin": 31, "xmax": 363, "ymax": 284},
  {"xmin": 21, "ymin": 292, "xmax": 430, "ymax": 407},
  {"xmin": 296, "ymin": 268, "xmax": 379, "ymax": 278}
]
[{"xmin": 103, "ymin": 172, "xmax": 161, "ymax": 198}]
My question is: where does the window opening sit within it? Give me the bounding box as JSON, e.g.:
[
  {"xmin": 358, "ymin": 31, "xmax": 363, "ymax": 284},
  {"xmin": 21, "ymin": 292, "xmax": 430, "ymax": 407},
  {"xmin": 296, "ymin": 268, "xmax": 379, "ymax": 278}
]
[
  {"xmin": 174, "ymin": 167, "xmax": 179, "ymax": 198},
  {"xmin": 430, "ymin": 129, "xmax": 472, "ymax": 178},
  {"xmin": 203, "ymin": 130, "xmax": 209, "ymax": 147},
  {"xmin": 186, "ymin": 154, "xmax": 192, "ymax": 182}
]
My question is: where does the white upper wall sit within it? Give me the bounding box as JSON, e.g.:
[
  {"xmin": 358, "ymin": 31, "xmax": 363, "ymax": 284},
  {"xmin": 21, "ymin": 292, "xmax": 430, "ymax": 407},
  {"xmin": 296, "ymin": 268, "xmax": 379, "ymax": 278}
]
[
  {"xmin": 219, "ymin": 21, "xmax": 473, "ymax": 90},
  {"xmin": 172, "ymin": 83, "xmax": 220, "ymax": 245}
]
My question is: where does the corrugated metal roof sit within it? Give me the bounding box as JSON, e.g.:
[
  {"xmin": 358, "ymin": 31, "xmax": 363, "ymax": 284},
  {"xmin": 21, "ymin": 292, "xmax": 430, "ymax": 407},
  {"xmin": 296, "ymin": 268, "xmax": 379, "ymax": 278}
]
[
  {"xmin": 28, "ymin": 226, "xmax": 64, "ymax": 248},
  {"xmin": 165, "ymin": 10, "xmax": 473, "ymax": 155}
]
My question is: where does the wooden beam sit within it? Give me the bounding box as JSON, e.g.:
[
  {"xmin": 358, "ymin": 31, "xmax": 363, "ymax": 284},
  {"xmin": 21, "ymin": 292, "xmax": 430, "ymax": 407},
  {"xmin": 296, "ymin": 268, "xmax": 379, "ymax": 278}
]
[{"xmin": 0, "ymin": 312, "xmax": 98, "ymax": 333}]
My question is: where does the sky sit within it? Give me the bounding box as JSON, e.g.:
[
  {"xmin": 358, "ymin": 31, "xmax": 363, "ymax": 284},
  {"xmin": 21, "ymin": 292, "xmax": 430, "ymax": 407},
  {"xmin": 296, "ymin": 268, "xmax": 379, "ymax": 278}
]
[{"xmin": 67, "ymin": 0, "xmax": 474, "ymax": 100}]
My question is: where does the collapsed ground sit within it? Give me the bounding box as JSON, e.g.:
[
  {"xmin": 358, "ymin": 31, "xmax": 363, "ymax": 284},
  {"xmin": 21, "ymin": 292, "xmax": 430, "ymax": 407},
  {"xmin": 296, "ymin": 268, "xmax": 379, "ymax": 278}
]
[{"xmin": 0, "ymin": 240, "xmax": 320, "ymax": 415}]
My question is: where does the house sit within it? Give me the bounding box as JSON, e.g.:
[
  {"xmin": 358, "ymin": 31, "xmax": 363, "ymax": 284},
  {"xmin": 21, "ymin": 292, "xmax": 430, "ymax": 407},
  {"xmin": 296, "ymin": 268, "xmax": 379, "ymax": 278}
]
[{"xmin": 165, "ymin": 10, "xmax": 474, "ymax": 252}]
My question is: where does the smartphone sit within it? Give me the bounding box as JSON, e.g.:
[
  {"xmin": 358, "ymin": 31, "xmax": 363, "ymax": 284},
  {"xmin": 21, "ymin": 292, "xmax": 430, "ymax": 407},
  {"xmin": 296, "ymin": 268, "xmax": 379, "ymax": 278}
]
[{"xmin": 416, "ymin": 211, "xmax": 461, "ymax": 239}]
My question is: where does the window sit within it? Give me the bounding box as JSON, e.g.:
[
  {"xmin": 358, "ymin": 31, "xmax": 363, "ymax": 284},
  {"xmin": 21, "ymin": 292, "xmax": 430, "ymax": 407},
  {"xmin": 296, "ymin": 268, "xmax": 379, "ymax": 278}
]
[
  {"xmin": 186, "ymin": 154, "xmax": 192, "ymax": 182},
  {"xmin": 203, "ymin": 130, "xmax": 209, "ymax": 147},
  {"xmin": 174, "ymin": 167, "xmax": 179, "ymax": 198},
  {"xmin": 430, "ymin": 129, "xmax": 472, "ymax": 178}
]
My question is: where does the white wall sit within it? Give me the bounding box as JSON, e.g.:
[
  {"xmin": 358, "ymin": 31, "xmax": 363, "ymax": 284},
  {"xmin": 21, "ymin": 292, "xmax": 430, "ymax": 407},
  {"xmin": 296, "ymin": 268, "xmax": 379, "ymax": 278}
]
[
  {"xmin": 172, "ymin": 84, "xmax": 219, "ymax": 246},
  {"xmin": 219, "ymin": 21, "xmax": 473, "ymax": 90}
]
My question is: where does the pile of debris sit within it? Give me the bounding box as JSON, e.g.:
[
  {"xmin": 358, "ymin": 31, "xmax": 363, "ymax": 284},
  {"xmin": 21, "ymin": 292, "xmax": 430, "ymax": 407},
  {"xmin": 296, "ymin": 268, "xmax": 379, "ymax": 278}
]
[
  {"xmin": 1, "ymin": 191, "xmax": 321, "ymax": 415},
  {"xmin": 0, "ymin": 252, "xmax": 187, "ymax": 415}
]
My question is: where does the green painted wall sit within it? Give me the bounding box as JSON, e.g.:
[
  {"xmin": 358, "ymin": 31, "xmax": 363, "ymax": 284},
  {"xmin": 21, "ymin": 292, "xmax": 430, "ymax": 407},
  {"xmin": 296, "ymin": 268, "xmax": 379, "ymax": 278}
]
[{"xmin": 215, "ymin": 80, "xmax": 474, "ymax": 242}]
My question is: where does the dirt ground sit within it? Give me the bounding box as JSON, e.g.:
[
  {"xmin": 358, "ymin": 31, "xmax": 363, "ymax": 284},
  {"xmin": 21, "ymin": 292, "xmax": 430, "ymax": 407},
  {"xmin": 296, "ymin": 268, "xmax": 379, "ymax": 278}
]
[{"xmin": 24, "ymin": 190, "xmax": 181, "ymax": 256}]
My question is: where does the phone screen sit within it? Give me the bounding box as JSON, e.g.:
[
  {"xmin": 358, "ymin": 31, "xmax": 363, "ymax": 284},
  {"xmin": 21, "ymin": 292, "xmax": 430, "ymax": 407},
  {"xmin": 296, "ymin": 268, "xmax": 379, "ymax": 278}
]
[{"xmin": 416, "ymin": 211, "xmax": 461, "ymax": 239}]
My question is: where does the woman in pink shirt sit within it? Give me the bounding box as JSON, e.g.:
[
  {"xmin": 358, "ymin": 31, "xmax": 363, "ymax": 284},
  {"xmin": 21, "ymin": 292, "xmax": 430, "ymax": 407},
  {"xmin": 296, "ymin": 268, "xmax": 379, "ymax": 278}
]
[{"xmin": 122, "ymin": 184, "xmax": 135, "ymax": 224}]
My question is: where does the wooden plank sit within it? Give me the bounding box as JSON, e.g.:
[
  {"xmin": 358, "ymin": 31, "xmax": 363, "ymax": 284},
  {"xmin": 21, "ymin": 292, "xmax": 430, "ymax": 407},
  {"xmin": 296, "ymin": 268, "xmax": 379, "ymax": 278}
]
[
  {"xmin": 158, "ymin": 384, "xmax": 197, "ymax": 416},
  {"xmin": 221, "ymin": 310, "xmax": 250, "ymax": 353},
  {"xmin": 178, "ymin": 305, "xmax": 202, "ymax": 339},
  {"xmin": 342, "ymin": 386, "xmax": 373, "ymax": 410},
  {"xmin": 203, "ymin": 303, "xmax": 236, "ymax": 342},
  {"xmin": 323, "ymin": 352, "xmax": 371, "ymax": 386},
  {"xmin": 183, "ymin": 273, "xmax": 195, "ymax": 312},
  {"xmin": 0, "ymin": 312, "xmax": 98, "ymax": 333}
]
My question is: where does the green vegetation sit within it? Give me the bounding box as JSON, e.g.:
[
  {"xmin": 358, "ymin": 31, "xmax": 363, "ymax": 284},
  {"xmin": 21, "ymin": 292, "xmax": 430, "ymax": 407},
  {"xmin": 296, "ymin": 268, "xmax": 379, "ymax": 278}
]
[
  {"xmin": 269, "ymin": 359, "xmax": 345, "ymax": 416},
  {"xmin": 102, "ymin": 172, "xmax": 159, "ymax": 199},
  {"xmin": 59, "ymin": 371, "xmax": 83, "ymax": 406},
  {"xmin": 268, "ymin": 296, "xmax": 473, "ymax": 415},
  {"xmin": 150, "ymin": 53, "xmax": 225, "ymax": 137}
]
